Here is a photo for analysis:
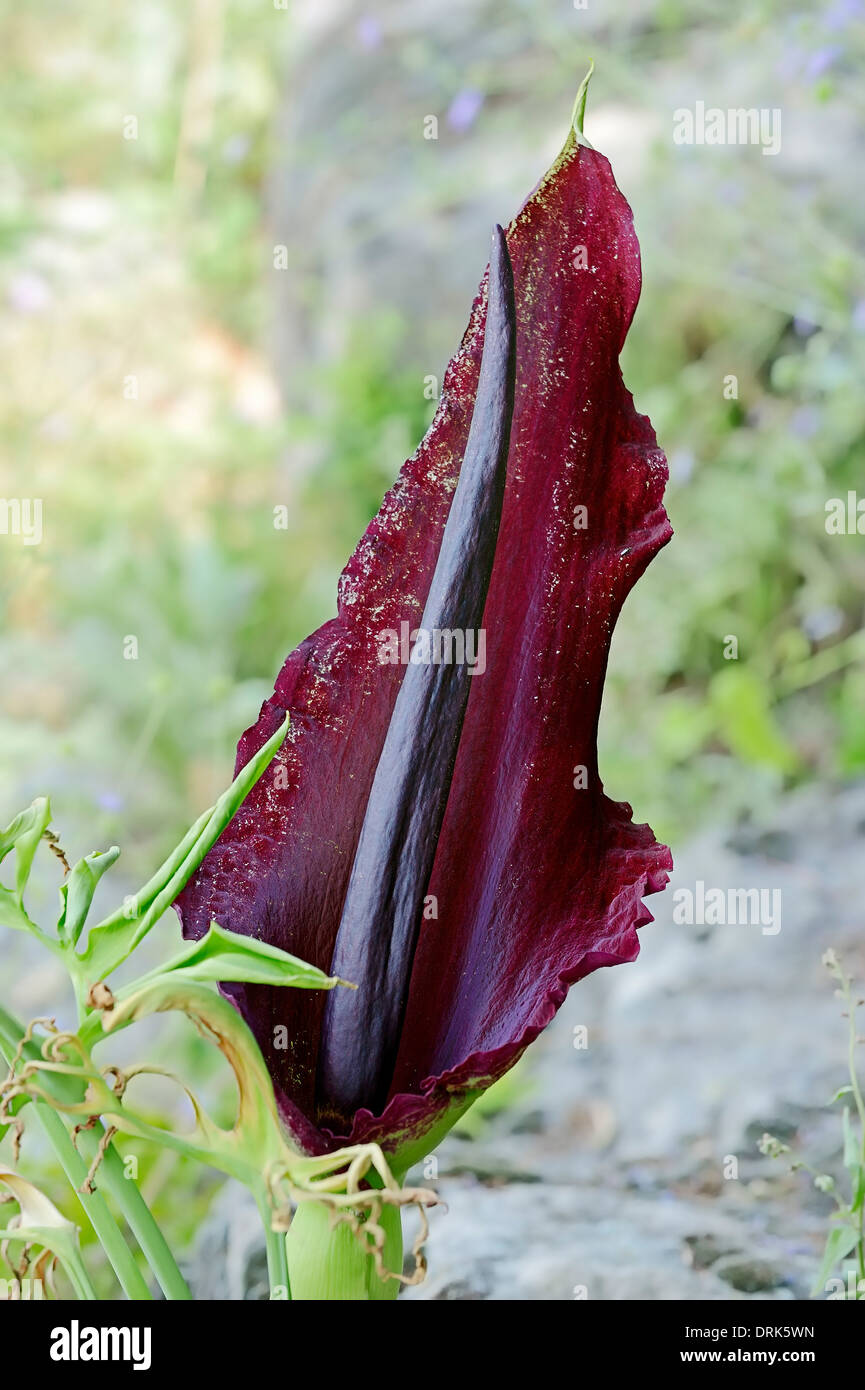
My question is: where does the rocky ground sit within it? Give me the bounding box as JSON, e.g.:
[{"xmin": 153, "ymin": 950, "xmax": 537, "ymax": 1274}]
[{"xmin": 189, "ymin": 780, "xmax": 865, "ymax": 1300}]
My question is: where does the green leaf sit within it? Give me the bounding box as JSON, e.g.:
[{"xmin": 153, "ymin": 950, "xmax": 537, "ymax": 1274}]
[
  {"xmin": 811, "ymin": 1223, "xmax": 861, "ymax": 1297},
  {"xmin": 14, "ymin": 797, "xmax": 51, "ymax": 900},
  {"xmin": 0, "ymin": 885, "xmax": 38, "ymax": 933},
  {"xmin": 151, "ymin": 920, "xmax": 346, "ymax": 991},
  {"xmin": 844, "ymin": 1106, "xmax": 865, "ymax": 1213},
  {"xmin": 708, "ymin": 667, "xmax": 798, "ymax": 772},
  {"xmin": 0, "ymin": 806, "xmax": 40, "ymax": 862},
  {"xmin": 58, "ymin": 846, "xmax": 121, "ymax": 947},
  {"xmin": 80, "ymin": 714, "xmax": 291, "ymax": 982},
  {"xmin": 0, "ymin": 1163, "xmax": 76, "ymax": 1236},
  {"xmin": 0, "ymin": 1163, "xmax": 95, "ymax": 1299},
  {"xmin": 829, "ymin": 1085, "xmax": 854, "ymax": 1104},
  {"xmin": 79, "ymin": 923, "xmax": 347, "ymax": 1052},
  {"xmin": 97, "ymin": 976, "xmax": 293, "ymax": 1176},
  {"xmin": 842, "ymin": 1106, "xmax": 861, "ymax": 1171},
  {"xmin": 0, "ymin": 797, "xmax": 51, "ymax": 900}
]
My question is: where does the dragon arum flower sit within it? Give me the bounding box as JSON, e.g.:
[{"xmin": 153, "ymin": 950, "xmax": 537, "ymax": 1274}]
[{"xmin": 176, "ymin": 86, "xmax": 673, "ymax": 1178}]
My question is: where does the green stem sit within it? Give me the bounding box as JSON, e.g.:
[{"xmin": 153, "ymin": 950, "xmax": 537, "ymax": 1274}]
[
  {"xmin": 62, "ymin": 1248, "xmax": 99, "ymax": 1301},
  {"xmin": 78, "ymin": 970, "xmax": 194, "ymax": 1300},
  {"xmin": 838, "ymin": 972, "xmax": 865, "ymax": 1289},
  {"xmin": 76, "ymin": 982, "xmax": 193, "ymax": 1301},
  {"xmin": 0, "ymin": 1003, "xmax": 190, "ymax": 1300},
  {"xmin": 76, "ymin": 1131, "xmax": 192, "ymax": 1301},
  {"xmin": 16, "ymin": 1080, "xmax": 152, "ymax": 1300},
  {"xmin": 284, "ymin": 1201, "xmax": 403, "ymax": 1301},
  {"xmin": 256, "ymin": 1192, "xmax": 290, "ymax": 1300}
]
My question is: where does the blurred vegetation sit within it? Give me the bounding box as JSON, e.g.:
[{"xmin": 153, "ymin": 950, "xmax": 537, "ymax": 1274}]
[{"xmin": 1, "ymin": 0, "xmax": 864, "ymax": 1277}]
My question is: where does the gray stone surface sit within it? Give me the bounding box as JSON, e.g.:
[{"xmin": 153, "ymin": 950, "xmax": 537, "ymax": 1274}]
[{"xmin": 189, "ymin": 781, "xmax": 865, "ymax": 1300}]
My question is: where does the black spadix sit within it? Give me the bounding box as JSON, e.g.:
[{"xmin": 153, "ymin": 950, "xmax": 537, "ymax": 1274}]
[{"xmin": 316, "ymin": 226, "xmax": 516, "ymax": 1128}]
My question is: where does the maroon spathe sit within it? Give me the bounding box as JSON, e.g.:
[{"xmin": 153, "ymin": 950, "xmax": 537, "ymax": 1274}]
[{"xmin": 176, "ymin": 136, "xmax": 673, "ymax": 1159}]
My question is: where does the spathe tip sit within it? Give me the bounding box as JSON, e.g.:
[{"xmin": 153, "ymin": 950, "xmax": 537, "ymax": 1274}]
[{"xmin": 569, "ymin": 59, "xmax": 594, "ymax": 147}]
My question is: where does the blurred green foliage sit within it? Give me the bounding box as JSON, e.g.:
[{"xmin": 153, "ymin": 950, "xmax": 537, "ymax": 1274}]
[
  {"xmin": 2, "ymin": 1, "xmax": 862, "ymax": 876},
  {"xmin": 0, "ymin": 0, "xmax": 864, "ymax": 1274}
]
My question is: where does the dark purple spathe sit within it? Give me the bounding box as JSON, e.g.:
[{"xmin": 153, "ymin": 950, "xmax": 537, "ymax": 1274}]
[{"xmin": 176, "ymin": 137, "xmax": 673, "ymax": 1160}]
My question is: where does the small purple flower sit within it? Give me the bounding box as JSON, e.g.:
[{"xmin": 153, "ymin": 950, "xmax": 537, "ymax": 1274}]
[
  {"xmin": 356, "ymin": 15, "xmax": 383, "ymax": 51},
  {"xmin": 790, "ymin": 406, "xmax": 820, "ymax": 439},
  {"xmin": 825, "ymin": 0, "xmax": 864, "ymax": 31},
  {"xmin": 806, "ymin": 45, "xmax": 843, "ymax": 80},
  {"xmin": 447, "ymin": 88, "xmax": 485, "ymax": 133},
  {"xmin": 802, "ymin": 607, "xmax": 843, "ymax": 643}
]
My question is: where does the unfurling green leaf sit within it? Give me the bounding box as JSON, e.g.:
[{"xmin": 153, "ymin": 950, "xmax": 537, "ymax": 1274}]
[
  {"xmin": 0, "ymin": 798, "xmax": 51, "ymax": 901},
  {"xmin": 78, "ymin": 924, "xmax": 346, "ymax": 1052},
  {"xmin": 146, "ymin": 920, "xmax": 347, "ymax": 991},
  {"xmin": 58, "ymin": 846, "xmax": 121, "ymax": 948},
  {"xmin": 79, "ymin": 714, "xmax": 291, "ymax": 983}
]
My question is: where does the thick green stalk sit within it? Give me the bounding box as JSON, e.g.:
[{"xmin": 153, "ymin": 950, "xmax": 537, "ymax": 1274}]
[
  {"xmin": 284, "ymin": 1201, "xmax": 402, "ymax": 1301},
  {"xmin": 75, "ymin": 1130, "xmax": 191, "ymax": 1301}
]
